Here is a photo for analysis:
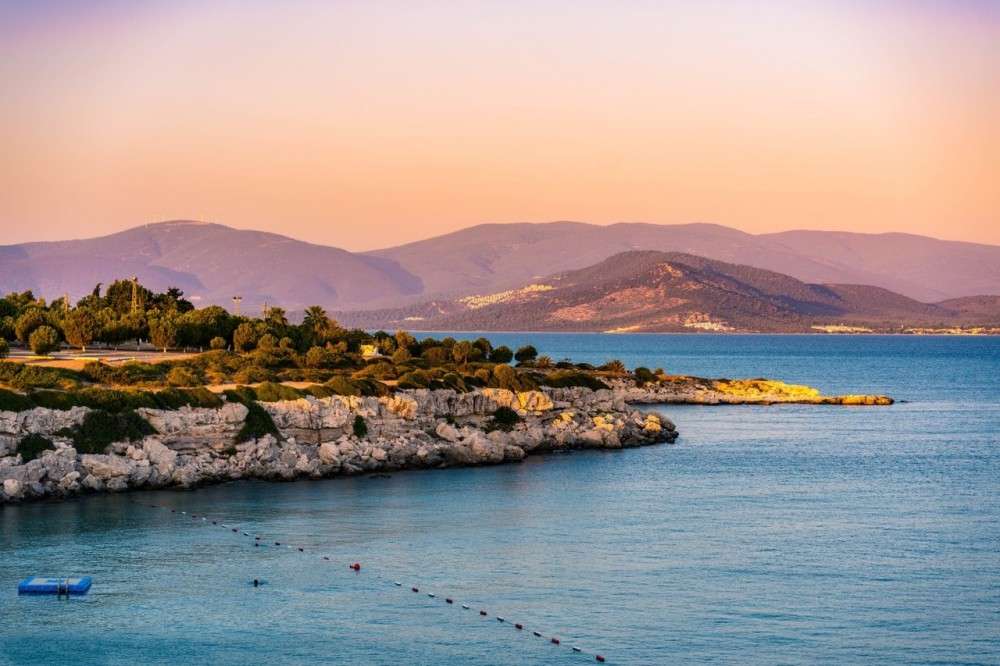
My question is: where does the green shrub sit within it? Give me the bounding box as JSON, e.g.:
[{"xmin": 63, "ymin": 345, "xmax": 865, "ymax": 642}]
[
  {"xmin": 301, "ymin": 384, "xmax": 336, "ymax": 399},
  {"xmin": 0, "ymin": 338, "xmax": 8, "ymax": 360},
  {"xmin": 352, "ymin": 414, "xmax": 368, "ymax": 438},
  {"xmin": 3, "ymin": 363, "xmax": 80, "ymax": 390},
  {"xmin": 233, "ymin": 366, "xmax": 272, "ymax": 384},
  {"xmin": 541, "ymin": 371, "xmax": 609, "ymax": 391},
  {"xmin": 236, "ymin": 401, "xmax": 280, "ymax": 443},
  {"xmin": 489, "ymin": 406, "xmax": 521, "ymax": 432},
  {"xmin": 633, "ymin": 366, "xmax": 657, "ymax": 386},
  {"xmin": 397, "ymin": 370, "xmax": 430, "ymax": 389},
  {"xmin": 59, "ymin": 410, "xmax": 156, "ymax": 454},
  {"xmin": 166, "ymin": 366, "xmax": 200, "ymax": 387},
  {"xmin": 0, "ymin": 388, "xmax": 33, "ymax": 412},
  {"xmin": 154, "ymin": 387, "xmax": 223, "ymax": 410},
  {"xmin": 209, "ymin": 336, "xmax": 228, "ymax": 350},
  {"xmin": 17, "ymin": 433, "xmax": 54, "ymax": 461},
  {"xmin": 253, "ymin": 382, "xmax": 304, "ymax": 402},
  {"xmin": 441, "ymin": 372, "xmax": 468, "ymax": 392}
]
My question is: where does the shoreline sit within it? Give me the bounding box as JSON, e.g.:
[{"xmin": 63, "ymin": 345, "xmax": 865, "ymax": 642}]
[
  {"xmin": 1, "ymin": 386, "xmax": 673, "ymax": 505},
  {"xmin": 1, "ymin": 380, "xmax": 891, "ymax": 505}
]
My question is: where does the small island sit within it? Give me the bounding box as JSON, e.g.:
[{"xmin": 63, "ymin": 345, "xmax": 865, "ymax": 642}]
[{"xmin": 0, "ymin": 281, "xmax": 891, "ymax": 504}]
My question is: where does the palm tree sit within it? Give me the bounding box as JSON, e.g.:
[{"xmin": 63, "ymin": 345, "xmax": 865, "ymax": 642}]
[{"xmin": 303, "ymin": 305, "xmax": 335, "ymax": 343}]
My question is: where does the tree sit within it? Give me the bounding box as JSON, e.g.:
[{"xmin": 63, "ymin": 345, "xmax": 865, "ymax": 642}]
[
  {"xmin": 488, "ymin": 345, "xmax": 513, "ymax": 363},
  {"xmin": 473, "ymin": 337, "xmax": 493, "ymax": 357},
  {"xmin": 63, "ymin": 308, "xmax": 101, "ymax": 352},
  {"xmin": 149, "ymin": 317, "xmax": 178, "ymax": 353},
  {"xmin": 452, "ymin": 340, "xmax": 474, "ymax": 367},
  {"xmin": 264, "ymin": 307, "xmax": 288, "ymax": 338},
  {"xmin": 29, "ymin": 325, "xmax": 60, "ymax": 355},
  {"xmin": 233, "ymin": 322, "xmax": 258, "ymax": 352},
  {"xmin": 0, "ymin": 338, "xmax": 8, "ymax": 359},
  {"xmin": 210, "ymin": 336, "xmax": 227, "ymax": 350},
  {"xmin": 514, "ymin": 345, "xmax": 538, "ymax": 364},
  {"xmin": 391, "ymin": 347, "xmax": 411, "ymax": 364},
  {"xmin": 14, "ymin": 308, "xmax": 47, "ymax": 344},
  {"xmin": 302, "ymin": 305, "xmax": 336, "ymax": 344},
  {"xmin": 395, "ymin": 330, "xmax": 417, "ymax": 352},
  {"xmin": 257, "ymin": 333, "xmax": 278, "ymax": 351}
]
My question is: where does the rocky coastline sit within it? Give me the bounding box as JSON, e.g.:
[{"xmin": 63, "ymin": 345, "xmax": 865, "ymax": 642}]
[
  {"xmin": 1, "ymin": 386, "xmax": 674, "ymax": 504},
  {"xmin": 0, "ymin": 377, "xmax": 893, "ymax": 504}
]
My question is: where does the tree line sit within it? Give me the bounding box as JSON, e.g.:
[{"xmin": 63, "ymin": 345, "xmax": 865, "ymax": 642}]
[{"xmin": 0, "ymin": 279, "xmax": 541, "ymax": 366}]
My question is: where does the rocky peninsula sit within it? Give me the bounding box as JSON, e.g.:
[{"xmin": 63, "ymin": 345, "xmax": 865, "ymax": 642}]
[{"xmin": 1, "ymin": 386, "xmax": 674, "ymax": 504}]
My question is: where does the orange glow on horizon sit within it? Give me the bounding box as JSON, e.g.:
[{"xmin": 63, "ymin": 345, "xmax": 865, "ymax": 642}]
[{"xmin": 0, "ymin": 1, "xmax": 997, "ymax": 249}]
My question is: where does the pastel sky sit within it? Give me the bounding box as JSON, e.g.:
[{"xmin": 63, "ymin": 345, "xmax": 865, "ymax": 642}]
[{"xmin": 1, "ymin": 0, "xmax": 997, "ymax": 249}]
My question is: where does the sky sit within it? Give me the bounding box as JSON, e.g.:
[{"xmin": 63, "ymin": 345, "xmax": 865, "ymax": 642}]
[{"xmin": 1, "ymin": 0, "xmax": 997, "ymax": 250}]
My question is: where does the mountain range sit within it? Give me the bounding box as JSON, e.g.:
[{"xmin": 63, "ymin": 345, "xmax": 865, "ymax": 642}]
[
  {"xmin": 337, "ymin": 251, "xmax": 1000, "ymax": 333},
  {"xmin": 1, "ymin": 220, "xmax": 999, "ymax": 323}
]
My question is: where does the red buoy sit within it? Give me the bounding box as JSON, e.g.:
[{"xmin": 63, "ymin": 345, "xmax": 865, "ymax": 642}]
[
  {"xmin": 412, "ymin": 587, "xmax": 419, "ymax": 592},
  {"xmin": 596, "ymin": 656, "xmax": 606, "ymax": 663},
  {"xmin": 551, "ymin": 638, "xmax": 560, "ymax": 645},
  {"xmin": 350, "ymin": 562, "xmax": 361, "ymax": 571},
  {"xmin": 515, "ymin": 623, "xmax": 523, "ymax": 630}
]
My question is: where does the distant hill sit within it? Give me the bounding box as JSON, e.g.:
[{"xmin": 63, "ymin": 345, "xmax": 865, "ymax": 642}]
[
  {"xmin": 3, "ymin": 220, "xmax": 999, "ymax": 316},
  {"xmin": 368, "ymin": 222, "xmax": 1000, "ymax": 302},
  {"xmin": 337, "ymin": 251, "xmax": 1000, "ymax": 333},
  {"xmin": 0, "ymin": 221, "xmax": 423, "ymax": 311}
]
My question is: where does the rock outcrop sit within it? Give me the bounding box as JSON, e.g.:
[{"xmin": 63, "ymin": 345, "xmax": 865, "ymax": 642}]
[
  {"xmin": 0, "ymin": 387, "xmax": 676, "ymax": 504},
  {"xmin": 610, "ymin": 378, "xmax": 893, "ymax": 405}
]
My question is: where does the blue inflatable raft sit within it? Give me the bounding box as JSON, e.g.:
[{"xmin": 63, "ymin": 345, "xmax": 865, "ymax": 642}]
[{"xmin": 17, "ymin": 576, "xmax": 92, "ymax": 596}]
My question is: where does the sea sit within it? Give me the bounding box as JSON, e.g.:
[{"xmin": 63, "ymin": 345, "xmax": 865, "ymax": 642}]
[{"xmin": 1, "ymin": 334, "xmax": 998, "ymax": 665}]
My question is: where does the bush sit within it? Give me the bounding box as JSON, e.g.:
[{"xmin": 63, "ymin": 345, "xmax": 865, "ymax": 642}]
[
  {"xmin": 17, "ymin": 433, "xmax": 54, "ymax": 462},
  {"xmin": 489, "ymin": 406, "xmax": 521, "ymax": 432},
  {"xmin": 634, "ymin": 366, "xmax": 657, "ymax": 386},
  {"xmin": 210, "ymin": 336, "xmax": 227, "ymax": 350},
  {"xmin": 253, "ymin": 382, "xmax": 304, "ymax": 402},
  {"xmin": 541, "ymin": 370, "xmax": 609, "ymax": 391},
  {"xmin": 233, "ymin": 366, "xmax": 272, "ymax": 384},
  {"xmin": 352, "ymin": 414, "xmax": 368, "ymax": 438},
  {"xmin": 0, "ymin": 338, "xmax": 8, "ymax": 359},
  {"xmin": 235, "ymin": 400, "xmax": 280, "ymax": 443},
  {"xmin": 397, "ymin": 370, "xmax": 430, "ymax": 389},
  {"xmin": 1, "ymin": 362, "xmax": 80, "ymax": 390},
  {"xmin": 29, "ymin": 325, "xmax": 60, "ymax": 355},
  {"xmin": 600, "ymin": 359, "xmax": 627, "ymax": 375},
  {"xmin": 0, "ymin": 388, "xmax": 33, "ymax": 412},
  {"xmin": 59, "ymin": 410, "xmax": 156, "ymax": 454},
  {"xmin": 154, "ymin": 387, "xmax": 223, "ymax": 410},
  {"xmin": 166, "ymin": 366, "xmax": 200, "ymax": 387}
]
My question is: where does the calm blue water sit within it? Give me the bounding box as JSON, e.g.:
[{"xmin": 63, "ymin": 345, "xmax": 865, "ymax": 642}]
[{"xmin": 2, "ymin": 335, "xmax": 999, "ymax": 665}]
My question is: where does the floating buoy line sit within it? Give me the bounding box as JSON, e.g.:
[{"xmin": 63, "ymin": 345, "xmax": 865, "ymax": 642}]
[{"xmin": 130, "ymin": 500, "xmax": 609, "ymax": 663}]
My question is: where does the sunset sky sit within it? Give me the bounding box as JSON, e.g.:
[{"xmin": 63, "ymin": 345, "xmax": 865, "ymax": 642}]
[{"xmin": 1, "ymin": 0, "xmax": 997, "ymax": 249}]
